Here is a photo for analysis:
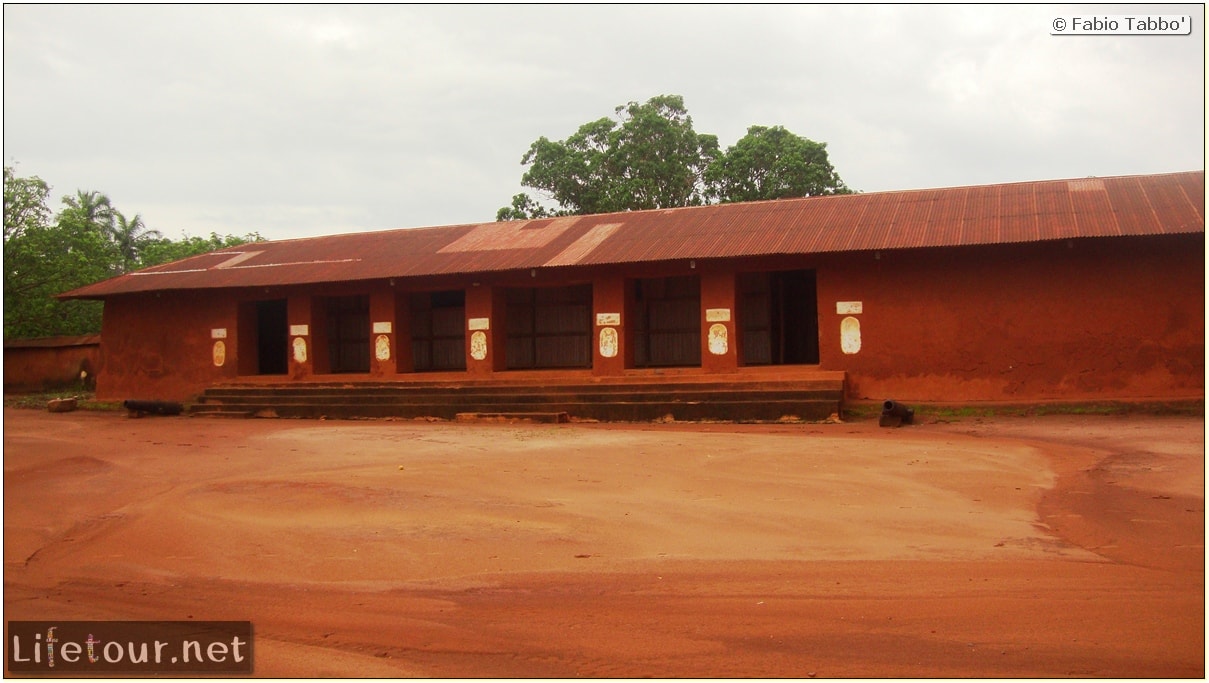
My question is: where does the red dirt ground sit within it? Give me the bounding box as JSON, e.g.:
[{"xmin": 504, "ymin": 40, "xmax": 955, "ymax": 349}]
[{"xmin": 3, "ymin": 407, "xmax": 1203, "ymax": 677}]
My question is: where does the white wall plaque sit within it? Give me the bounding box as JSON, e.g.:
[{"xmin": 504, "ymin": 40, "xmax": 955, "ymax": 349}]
[
  {"xmin": 468, "ymin": 317, "xmax": 490, "ymax": 331},
  {"xmin": 373, "ymin": 321, "xmax": 393, "ymax": 334},
  {"xmin": 836, "ymin": 301, "xmax": 863, "ymax": 315},
  {"xmin": 211, "ymin": 328, "xmax": 227, "ymax": 339},
  {"xmin": 705, "ymin": 308, "xmax": 731, "ymax": 322},
  {"xmin": 596, "ymin": 312, "xmax": 621, "ymax": 326},
  {"xmin": 290, "ymin": 324, "xmax": 309, "ymax": 336}
]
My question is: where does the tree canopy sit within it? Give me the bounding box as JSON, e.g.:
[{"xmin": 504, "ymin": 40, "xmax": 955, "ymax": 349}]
[
  {"xmin": 498, "ymin": 95, "xmax": 720, "ymax": 220},
  {"xmin": 3, "ymin": 165, "xmax": 261, "ymax": 339},
  {"xmin": 705, "ymin": 125, "xmax": 850, "ymax": 202},
  {"xmin": 3, "ymin": 167, "xmax": 52, "ymax": 243},
  {"xmin": 498, "ymin": 95, "xmax": 850, "ymax": 220}
]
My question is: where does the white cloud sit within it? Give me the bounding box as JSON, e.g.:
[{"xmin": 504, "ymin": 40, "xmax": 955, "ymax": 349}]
[{"xmin": 3, "ymin": 4, "xmax": 1203, "ymax": 240}]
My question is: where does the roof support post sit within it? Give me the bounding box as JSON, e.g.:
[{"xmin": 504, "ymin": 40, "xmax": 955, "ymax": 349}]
[
  {"xmin": 287, "ymin": 295, "xmax": 315, "ymax": 380},
  {"xmin": 464, "ymin": 284, "xmax": 504, "ymax": 376},
  {"xmin": 700, "ymin": 269, "xmax": 739, "ymax": 374},
  {"xmin": 592, "ymin": 274, "xmax": 627, "ymax": 377},
  {"xmin": 368, "ymin": 288, "xmax": 397, "ymax": 377}
]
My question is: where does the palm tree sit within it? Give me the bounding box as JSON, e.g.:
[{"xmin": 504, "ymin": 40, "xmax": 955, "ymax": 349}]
[
  {"xmin": 61, "ymin": 190, "xmax": 115, "ymax": 234},
  {"xmin": 111, "ymin": 211, "xmax": 162, "ymax": 273}
]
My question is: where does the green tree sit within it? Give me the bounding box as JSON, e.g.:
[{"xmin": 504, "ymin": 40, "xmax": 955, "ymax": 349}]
[
  {"xmin": 110, "ymin": 210, "xmax": 163, "ymax": 273},
  {"xmin": 496, "ymin": 193, "xmax": 554, "ymax": 222},
  {"xmin": 499, "ymin": 95, "xmax": 720, "ymax": 219},
  {"xmin": 705, "ymin": 125, "xmax": 851, "ymax": 203},
  {"xmin": 3, "ymin": 177, "xmax": 112, "ymax": 337},
  {"xmin": 3, "ymin": 165, "xmax": 52, "ymax": 242},
  {"xmin": 3, "ymin": 165, "xmax": 265, "ymax": 338},
  {"xmin": 139, "ymin": 231, "xmax": 264, "ymax": 268},
  {"xmin": 60, "ymin": 189, "xmax": 115, "ymax": 235}
]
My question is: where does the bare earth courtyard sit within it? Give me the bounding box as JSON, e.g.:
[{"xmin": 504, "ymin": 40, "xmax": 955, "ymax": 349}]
[{"xmin": 3, "ymin": 407, "xmax": 1204, "ymax": 677}]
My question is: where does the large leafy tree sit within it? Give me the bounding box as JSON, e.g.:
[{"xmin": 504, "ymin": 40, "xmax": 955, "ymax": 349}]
[
  {"xmin": 705, "ymin": 125, "xmax": 851, "ymax": 202},
  {"xmin": 498, "ymin": 98, "xmax": 853, "ymax": 220},
  {"xmin": 499, "ymin": 95, "xmax": 720, "ymax": 219}
]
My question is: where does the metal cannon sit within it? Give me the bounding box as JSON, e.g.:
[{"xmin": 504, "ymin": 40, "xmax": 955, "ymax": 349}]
[
  {"xmin": 879, "ymin": 399, "xmax": 914, "ymax": 427},
  {"xmin": 123, "ymin": 399, "xmax": 184, "ymax": 417}
]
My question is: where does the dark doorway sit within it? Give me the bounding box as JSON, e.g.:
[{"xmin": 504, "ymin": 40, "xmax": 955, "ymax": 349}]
[
  {"xmin": 505, "ymin": 284, "xmax": 592, "ymax": 369},
  {"xmin": 255, "ymin": 299, "xmax": 289, "ymax": 375},
  {"xmin": 326, "ymin": 295, "xmax": 370, "ymax": 373},
  {"xmin": 739, "ymin": 270, "xmax": 819, "ymax": 365},
  {"xmin": 633, "ymin": 275, "xmax": 701, "ymax": 368},
  {"xmin": 410, "ymin": 290, "xmax": 466, "ymax": 372}
]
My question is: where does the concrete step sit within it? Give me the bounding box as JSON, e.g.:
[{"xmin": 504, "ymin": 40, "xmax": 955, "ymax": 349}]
[
  {"xmin": 455, "ymin": 411, "xmax": 570, "ymax": 424},
  {"xmin": 193, "ymin": 388, "xmax": 843, "ymax": 408},
  {"xmin": 188, "ymin": 406, "xmax": 254, "ymax": 418},
  {"xmin": 190, "ymin": 376, "xmax": 845, "ymax": 423},
  {"xmin": 198, "ymin": 380, "xmax": 844, "ymax": 400},
  {"xmin": 190, "ymin": 398, "xmax": 839, "ymax": 423}
]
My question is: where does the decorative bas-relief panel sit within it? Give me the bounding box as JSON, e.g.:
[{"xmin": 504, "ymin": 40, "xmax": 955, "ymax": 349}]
[
  {"xmin": 708, "ymin": 323, "xmax": 729, "ymax": 355},
  {"xmin": 599, "ymin": 327, "xmax": 619, "ymax": 358},
  {"xmin": 470, "ymin": 331, "xmax": 488, "ymax": 361},
  {"xmin": 841, "ymin": 316, "xmax": 861, "ymax": 355},
  {"xmin": 292, "ymin": 337, "xmax": 308, "ymax": 364}
]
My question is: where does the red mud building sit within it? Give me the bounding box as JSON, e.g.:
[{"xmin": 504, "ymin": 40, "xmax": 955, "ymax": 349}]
[{"xmin": 61, "ymin": 171, "xmax": 1204, "ymax": 420}]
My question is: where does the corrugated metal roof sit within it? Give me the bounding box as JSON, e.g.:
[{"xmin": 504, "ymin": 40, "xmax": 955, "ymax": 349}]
[
  {"xmin": 61, "ymin": 171, "xmax": 1204, "ymax": 299},
  {"xmin": 3, "ymin": 334, "xmax": 101, "ymax": 349}
]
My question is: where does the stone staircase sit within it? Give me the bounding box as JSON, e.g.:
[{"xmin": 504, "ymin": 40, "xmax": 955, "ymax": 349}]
[{"xmin": 189, "ymin": 374, "xmax": 846, "ymax": 423}]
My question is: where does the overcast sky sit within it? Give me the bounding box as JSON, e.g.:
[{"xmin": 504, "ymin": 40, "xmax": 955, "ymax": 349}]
[{"xmin": 3, "ymin": 4, "xmax": 1204, "ymax": 242}]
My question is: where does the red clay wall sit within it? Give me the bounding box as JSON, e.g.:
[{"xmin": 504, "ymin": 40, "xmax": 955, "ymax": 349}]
[
  {"xmin": 96, "ymin": 290, "xmax": 242, "ymax": 401},
  {"xmin": 3, "ymin": 335, "xmax": 101, "ymax": 392},
  {"xmin": 814, "ymin": 235, "xmax": 1204, "ymax": 402}
]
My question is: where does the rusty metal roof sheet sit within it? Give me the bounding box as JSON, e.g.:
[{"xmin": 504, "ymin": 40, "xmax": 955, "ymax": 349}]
[
  {"xmin": 3, "ymin": 334, "xmax": 101, "ymax": 349},
  {"xmin": 61, "ymin": 171, "xmax": 1204, "ymax": 299}
]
